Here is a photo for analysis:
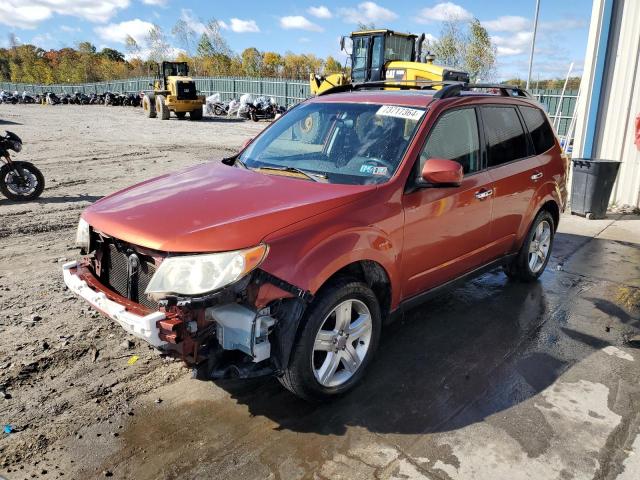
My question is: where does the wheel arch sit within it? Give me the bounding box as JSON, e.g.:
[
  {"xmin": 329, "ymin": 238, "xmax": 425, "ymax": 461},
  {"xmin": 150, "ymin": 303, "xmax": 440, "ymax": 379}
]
[{"xmin": 318, "ymin": 259, "xmax": 392, "ymax": 321}]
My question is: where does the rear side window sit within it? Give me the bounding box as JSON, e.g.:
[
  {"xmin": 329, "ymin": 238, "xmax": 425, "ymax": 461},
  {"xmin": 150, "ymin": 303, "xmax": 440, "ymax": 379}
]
[
  {"xmin": 520, "ymin": 106, "xmax": 556, "ymax": 154},
  {"xmin": 482, "ymin": 107, "xmax": 529, "ymax": 167},
  {"xmin": 419, "ymin": 108, "xmax": 480, "ymax": 174}
]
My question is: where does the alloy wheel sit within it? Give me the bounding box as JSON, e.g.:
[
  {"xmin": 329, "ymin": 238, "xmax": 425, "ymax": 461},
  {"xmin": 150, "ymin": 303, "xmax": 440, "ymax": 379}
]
[
  {"xmin": 528, "ymin": 220, "xmax": 551, "ymax": 273},
  {"xmin": 311, "ymin": 299, "xmax": 373, "ymax": 387}
]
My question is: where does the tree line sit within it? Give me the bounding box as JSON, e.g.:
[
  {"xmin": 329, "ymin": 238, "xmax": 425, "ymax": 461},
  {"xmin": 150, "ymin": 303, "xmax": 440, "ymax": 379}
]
[{"xmin": 0, "ymin": 17, "xmax": 578, "ymax": 89}]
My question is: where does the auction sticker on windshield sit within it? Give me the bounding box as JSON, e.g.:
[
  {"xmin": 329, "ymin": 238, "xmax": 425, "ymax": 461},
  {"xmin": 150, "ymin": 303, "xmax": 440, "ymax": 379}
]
[{"xmin": 376, "ymin": 105, "xmax": 424, "ymax": 121}]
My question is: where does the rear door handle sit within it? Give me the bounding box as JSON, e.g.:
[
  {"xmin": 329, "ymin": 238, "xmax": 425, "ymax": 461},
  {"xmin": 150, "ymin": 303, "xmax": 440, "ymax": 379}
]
[
  {"xmin": 531, "ymin": 172, "xmax": 543, "ymax": 181},
  {"xmin": 475, "ymin": 189, "xmax": 493, "ymax": 200}
]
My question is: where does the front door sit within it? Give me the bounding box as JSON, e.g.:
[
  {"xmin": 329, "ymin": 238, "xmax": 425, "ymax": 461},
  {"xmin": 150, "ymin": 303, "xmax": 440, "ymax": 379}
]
[{"xmin": 401, "ymin": 107, "xmax": 494, "ymax": 299}]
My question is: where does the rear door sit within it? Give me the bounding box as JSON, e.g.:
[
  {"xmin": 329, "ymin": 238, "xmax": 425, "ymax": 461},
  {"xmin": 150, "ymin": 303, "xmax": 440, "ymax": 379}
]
[
  {"xmin": 401, "ymin": 107, "xmax": 494, "ymax": 298},
  {"xmin": 480, "ymin": 105, "xmax": 543, "ymax": 259}
]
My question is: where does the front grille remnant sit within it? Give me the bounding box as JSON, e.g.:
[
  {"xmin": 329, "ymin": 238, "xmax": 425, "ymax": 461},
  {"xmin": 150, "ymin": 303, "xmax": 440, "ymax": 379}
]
[{"xmin": 100, "ymin": 242, "xmax": 158, "ymax": 309}]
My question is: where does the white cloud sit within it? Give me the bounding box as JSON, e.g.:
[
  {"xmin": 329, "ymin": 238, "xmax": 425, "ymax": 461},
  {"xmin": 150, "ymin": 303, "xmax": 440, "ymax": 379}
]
[
  {"xmin": 142, "ymin": 0, "xmax": 167, "ymax": 5},
  {"xmin": 424, "ymin": 33, "xmax": 438, "ymax": 43},
  {"xmin": 338, "ymin": 2, "xmax": 397, "ymax": 24},
  {"xmin": 483, "ymin": 15, "xmax": 530, "ymax": 32},
  {"xmin": 95, "ymin": 18, "xmax": 155, "ymax": 45},
  {"xmin": 280, "ymin": 16, "xmax": 323, "ymax": 32},
  {"xmin": 218, "ymin": 20, "xmax": 229, "ymax": 30},
  {"xmin": 60, "ymin": 25, "xmax": 81, "ymax": 33},
  {"xmin": 229, "ymin": 18, "xmax": 260, "ymax": 33},
  {"xmin": 0, "ymin": 0, "xmax": 130, "ymax": 29},
  {"xmin": 492, "ymin": 31, "xmax": 533, "ymax": 56},
  {"xmin": 417, "ymin": 2, "xmax": 473, "ymax": 23},
  {"xmin": 540, "ymin": 18, "xmax": 587, "ymax": 31},
  {"xmin": 308, "ymin": 5, "xmax": 332, "ymax": 19},
  {"xmin": 180, "ymin": 8, "xmax": 207, "ymax": 35},
  {"xmin": 0, "ymin": 4, "xmax": 51, "ymax": 29}
]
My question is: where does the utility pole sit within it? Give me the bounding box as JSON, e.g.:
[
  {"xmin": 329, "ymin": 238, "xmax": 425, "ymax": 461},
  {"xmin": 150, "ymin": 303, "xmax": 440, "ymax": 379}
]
[{"xmin": 526, "ymin": 0, "xmax": 541, "ymax": 90}]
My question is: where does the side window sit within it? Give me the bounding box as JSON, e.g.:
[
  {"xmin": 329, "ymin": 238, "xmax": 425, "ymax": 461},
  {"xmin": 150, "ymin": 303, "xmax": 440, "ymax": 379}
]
[
  {"xmin": 419, "ymin": 108, "xmax": 480, "ymax": 174},
  {"xmin": 371, "ymin": 36, "xmax": 383, "ymax": 70},
  {"xmin": 519, "ymin": 106, "xmax": 556, "ymax": 154},
  {"xmin": 482, "ymin": 107, "xmax": 529, "ymax": 167}
]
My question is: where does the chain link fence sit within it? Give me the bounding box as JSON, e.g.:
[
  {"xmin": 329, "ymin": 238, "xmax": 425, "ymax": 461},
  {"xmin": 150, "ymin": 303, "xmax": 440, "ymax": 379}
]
[{"xmin": 0, "ymin": 78, "xmax": 577, "ymax": 137}]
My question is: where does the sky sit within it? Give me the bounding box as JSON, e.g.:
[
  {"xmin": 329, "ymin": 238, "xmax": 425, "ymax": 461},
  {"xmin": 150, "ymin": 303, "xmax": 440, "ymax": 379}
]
[{"xmin": 0, "ymin": 0, "xmax": 594, "ymax": 80}]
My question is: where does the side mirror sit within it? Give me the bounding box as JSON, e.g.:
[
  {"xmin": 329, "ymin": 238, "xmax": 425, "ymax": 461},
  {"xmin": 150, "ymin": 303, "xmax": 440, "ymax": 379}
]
[
  {"xmin": 420, "ymin": 158, "xmax": 463, "ymax": 186},
  {"xmin": 340, "ymin": 36, "xmax": 345, "ymax": 52}
]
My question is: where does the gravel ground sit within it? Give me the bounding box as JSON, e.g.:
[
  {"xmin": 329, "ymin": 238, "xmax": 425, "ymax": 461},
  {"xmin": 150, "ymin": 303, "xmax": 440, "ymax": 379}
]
[{"xmin": 0, "ymin": 104, "xmax": 265, "ymax": 477}]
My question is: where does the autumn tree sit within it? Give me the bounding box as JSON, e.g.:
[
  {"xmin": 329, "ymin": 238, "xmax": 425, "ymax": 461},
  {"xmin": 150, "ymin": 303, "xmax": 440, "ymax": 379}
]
[
  {"xmin": 428, "ymin": 17, "xmax": 496, "ymax": 81},
  {"xmin": 324, "ymin": 56, "xmax": 343, "ymax": 74},
  {"xmin": 241, "ymin": 47, "xmax": 263, "ymax": 77}
]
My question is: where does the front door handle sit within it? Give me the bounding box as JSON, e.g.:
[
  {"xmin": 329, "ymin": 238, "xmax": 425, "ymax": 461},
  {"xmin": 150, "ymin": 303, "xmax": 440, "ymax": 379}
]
[
  {"xmin": 475, "ymin": 189, "xmax": 493, "ymax": 200},
  {"xmin": 531, "ymin": 172, "xmax": 543, "ymax": 181}
]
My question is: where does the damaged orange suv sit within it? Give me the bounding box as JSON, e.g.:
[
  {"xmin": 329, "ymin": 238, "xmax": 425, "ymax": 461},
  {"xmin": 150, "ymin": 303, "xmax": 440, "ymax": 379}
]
[{"xmin": 64, "ymin": 83, "xmax": 567, "ymax": 401}]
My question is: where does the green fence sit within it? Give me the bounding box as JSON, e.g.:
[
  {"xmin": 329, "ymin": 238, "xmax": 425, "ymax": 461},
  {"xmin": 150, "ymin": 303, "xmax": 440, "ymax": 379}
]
[
  {"xmin": 0, "ymin": 76, "xmax": 311, "ymax": 107},
  {"xmin": 0, "ymin": 78, "xmax": 577, "ymax": 136}
]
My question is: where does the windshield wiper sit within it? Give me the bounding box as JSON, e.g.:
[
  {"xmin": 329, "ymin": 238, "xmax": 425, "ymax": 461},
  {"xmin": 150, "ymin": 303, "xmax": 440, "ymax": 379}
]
[
  {"xmin": 235, "ymin": 157, "xmax": 248, "ymax": 169},
  {"xmin": 256, "ymin": 166, "xmax": 326, "ymax": 182}
]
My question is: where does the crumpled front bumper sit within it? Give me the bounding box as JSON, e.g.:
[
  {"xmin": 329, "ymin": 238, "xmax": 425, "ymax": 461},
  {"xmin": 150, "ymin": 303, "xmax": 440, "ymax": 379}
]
[{"xmin": 62, "ymin": 261, "xmax": 167, "ymax": 347}]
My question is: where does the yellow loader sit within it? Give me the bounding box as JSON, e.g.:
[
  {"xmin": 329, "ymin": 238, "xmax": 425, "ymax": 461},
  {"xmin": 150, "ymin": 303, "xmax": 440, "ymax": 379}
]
[
  {"xmin": 310, "ymin": 29, "xmax": 469, "ymax": 95},
  {"xmin": 143, "ymin": 61, "xmax": 205, "ymax": 120}
]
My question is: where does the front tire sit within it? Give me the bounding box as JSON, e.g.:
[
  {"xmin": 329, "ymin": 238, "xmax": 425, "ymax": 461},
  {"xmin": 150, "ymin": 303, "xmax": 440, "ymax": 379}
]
[
  {"xmin": 0, "ymin": 162, "xmax": 45, "ymax": 201},
  {"xmin": 156, "ymin": 95, "xmax": 170, "ymax": 120},
  {"xmin": 505, "ymin": 210, "xmax": 555, "ymax": 282},
  {"xmin": 279, "ymin": 279, "xmax": 381, "ymax": 401}
]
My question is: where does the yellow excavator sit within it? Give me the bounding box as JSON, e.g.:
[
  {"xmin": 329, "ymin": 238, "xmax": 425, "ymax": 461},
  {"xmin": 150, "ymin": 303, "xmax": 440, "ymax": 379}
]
[{"xmin": 310, "ymin": 29, "xmax": 469, "ymax": 95}]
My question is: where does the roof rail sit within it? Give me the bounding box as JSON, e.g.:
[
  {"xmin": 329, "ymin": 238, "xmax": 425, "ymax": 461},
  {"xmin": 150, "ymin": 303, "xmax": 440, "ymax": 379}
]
[
  {"xmin": 316, "ymin": 80, "xmax": 533, "ymax": 99},
  {"xmin": 432, "ymin": 83, "xmax": 533, "ymax": 99},
  {"xmin": 317, "ymin": 79, "xmax": 460, "ymax": 96}
]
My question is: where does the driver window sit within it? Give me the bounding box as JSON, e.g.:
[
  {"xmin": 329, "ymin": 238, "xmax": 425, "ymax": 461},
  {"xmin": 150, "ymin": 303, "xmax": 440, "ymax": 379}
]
[{"xmin": 419, "ymin": 108, "xmax": 480, "ymax": 174}]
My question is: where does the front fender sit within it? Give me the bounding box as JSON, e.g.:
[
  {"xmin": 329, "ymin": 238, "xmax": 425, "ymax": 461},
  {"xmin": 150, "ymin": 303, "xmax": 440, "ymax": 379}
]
[{"xmin": 258, "ymin": 194, "xmax": 403, "ymax": 309}]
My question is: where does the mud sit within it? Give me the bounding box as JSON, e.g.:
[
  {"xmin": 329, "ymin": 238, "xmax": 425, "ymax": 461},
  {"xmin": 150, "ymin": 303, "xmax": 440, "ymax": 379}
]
[{"xmin": 1, "ymin": 105, "xmax": 639, "ymax": 480}]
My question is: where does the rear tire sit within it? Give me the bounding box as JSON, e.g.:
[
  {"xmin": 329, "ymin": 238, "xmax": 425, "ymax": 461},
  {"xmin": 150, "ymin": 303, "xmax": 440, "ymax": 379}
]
[
  {"xmin": 156, "ymin": 95, "xmax": 170, "ymax": 120},
  {"xmin": 279, "ymin": 278, "xmax": 381, "ymax": 402},
  {"xmin": 0, "ymin": 162, "xmax": 45, "ymax": 201},
  {"xmin": 175, "ymin": 111, "xmax": 186, "ymax": 119},
  {"xmin": 190, "ymin": 108, "xmax": 203, "ymax": 120},
  {"xmin": 505, "ymin": 210, "xmax": 555, "ymax": 282},
  {"xmin": 143, "ymin": 95, "xmax": 156, "ymax": 118}
]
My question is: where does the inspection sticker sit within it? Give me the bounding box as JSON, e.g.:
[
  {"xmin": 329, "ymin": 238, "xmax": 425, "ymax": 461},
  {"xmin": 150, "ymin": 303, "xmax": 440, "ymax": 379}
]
[
  {"xmin": 376, "ymin": 105, "xmax": 424, "ymax": 121},
  {"xmin": 360, "ymin": 165, "xmax": 389, "ymax": 175}
]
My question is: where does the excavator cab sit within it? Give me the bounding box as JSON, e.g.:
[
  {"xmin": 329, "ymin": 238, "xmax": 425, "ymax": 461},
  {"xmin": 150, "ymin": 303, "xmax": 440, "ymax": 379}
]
[{"xmin": 348, "ymin": 30, "xmax": 419, "ymax": 83}]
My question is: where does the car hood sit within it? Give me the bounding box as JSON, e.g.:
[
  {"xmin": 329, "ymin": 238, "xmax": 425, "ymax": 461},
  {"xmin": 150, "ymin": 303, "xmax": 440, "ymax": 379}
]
[{"xmin": 83, "ymin": 161, "xmax": 375, "ymax": 252}]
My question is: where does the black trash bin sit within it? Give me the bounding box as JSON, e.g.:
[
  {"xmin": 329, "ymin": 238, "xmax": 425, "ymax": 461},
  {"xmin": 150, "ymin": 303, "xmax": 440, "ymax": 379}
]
[{"xmin": 571, "ymin": 159, "xmax": 621, "ymax": 219}]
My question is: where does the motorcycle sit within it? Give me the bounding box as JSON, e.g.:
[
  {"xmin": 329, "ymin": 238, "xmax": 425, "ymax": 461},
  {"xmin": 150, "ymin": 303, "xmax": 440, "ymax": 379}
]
[
  {"xmin": 0, "ymin": 131, "xmax": 44, "ymax": 201},
  {"xmin": 20, "ymin": 91, "xmax": 36, "ymax": 104},
  {"xmin": 244, "ymin": 96, "xmax": 285, "ymax": 122}
]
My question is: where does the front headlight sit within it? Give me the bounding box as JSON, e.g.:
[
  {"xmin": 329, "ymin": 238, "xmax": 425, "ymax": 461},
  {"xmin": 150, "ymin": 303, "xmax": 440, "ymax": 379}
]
[
  {"xmin": 145, "ymin": 244, "xmax": 268, "ymax": 296},
  {"xmin": 75, "ymin": 217, "xmax": 90, "ymax": 250},
  {"xmin": 12, "ymin": 141, "xmax": 22, "ymax": 152}
]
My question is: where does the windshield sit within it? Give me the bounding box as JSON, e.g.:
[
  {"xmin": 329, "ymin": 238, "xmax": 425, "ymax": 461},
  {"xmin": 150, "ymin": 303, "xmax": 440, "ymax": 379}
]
[{"xmin": 239, "ymin": 102, "xmax": 424, "ymax": 185}]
